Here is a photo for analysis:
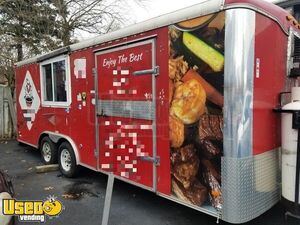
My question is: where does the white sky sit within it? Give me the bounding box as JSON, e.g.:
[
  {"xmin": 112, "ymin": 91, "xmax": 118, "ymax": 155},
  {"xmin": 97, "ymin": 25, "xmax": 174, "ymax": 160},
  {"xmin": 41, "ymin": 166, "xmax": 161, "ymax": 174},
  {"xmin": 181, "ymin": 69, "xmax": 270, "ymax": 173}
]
[
  {"xmin": 130, "ymin": 0, "xmax": 277, "ymax": 23},
  {"xmin": 130, "ymin": 0, "xmax": 202, "ymax": 22}
]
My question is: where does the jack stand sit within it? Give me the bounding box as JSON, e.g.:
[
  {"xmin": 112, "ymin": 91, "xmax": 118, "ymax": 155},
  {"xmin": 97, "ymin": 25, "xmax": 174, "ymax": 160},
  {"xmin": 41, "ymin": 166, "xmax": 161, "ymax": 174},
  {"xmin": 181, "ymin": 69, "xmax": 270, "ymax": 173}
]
[{"xmin": 101, "ymin": 174, "xmax": 115, "ymax": 225}]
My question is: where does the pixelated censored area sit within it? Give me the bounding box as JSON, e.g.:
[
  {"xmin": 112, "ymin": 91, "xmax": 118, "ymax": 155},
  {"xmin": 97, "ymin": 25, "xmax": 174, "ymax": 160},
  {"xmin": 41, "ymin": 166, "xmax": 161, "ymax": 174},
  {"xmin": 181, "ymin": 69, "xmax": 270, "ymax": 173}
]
[
  {"xmin": 99, "ymin": 117, "xmax": 153, "ymax": 186},
  {"xmin": 98, "ymin": 43, "xmax": 153, "ymax": 102},
  {"xmin": 221, "ymin": 149, "xmax": 281, "ymax": 223},
  {"xmin": 111, "ymin": 68, "xmax": 137, "ymax": 95}
]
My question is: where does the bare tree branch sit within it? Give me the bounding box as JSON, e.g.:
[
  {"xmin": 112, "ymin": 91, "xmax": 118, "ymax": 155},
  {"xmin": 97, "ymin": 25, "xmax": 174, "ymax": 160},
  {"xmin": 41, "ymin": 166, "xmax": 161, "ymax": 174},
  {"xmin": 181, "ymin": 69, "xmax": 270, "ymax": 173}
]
[{"xmin": 0, "ymin": 0, "xmax": 149, "ymax": 87}]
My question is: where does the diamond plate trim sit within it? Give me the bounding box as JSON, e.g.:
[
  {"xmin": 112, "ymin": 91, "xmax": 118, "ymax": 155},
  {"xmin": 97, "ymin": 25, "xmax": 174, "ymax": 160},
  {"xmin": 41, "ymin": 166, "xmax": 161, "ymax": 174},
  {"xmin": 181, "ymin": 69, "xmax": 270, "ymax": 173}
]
[
  {"xmin": 221, "ymin": 149, "xmax": 281, "ymax": 223},
  {"xmin": 97, "ymin": 100, "xmax": 154, "ymax": 120}
]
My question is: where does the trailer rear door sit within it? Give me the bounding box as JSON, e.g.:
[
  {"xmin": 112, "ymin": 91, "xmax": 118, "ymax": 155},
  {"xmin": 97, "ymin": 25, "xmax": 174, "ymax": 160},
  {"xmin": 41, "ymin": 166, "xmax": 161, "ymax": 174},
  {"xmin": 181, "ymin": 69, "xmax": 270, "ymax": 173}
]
[{"xmin": 95, "ymin": 39, "xmax": 158, "ymax": 190}]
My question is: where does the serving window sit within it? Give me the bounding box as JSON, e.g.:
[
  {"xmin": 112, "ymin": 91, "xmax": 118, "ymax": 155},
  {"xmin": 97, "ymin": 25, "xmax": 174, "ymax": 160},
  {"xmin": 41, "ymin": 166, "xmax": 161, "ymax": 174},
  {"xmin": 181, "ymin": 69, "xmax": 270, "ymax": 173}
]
[
  {"xmin": 288, "ymin": 29, "xmax": 300, "ymax": 77},
  {"xmin": 40, "ymin": 56, "xmax": 71, "ymax": 107}
]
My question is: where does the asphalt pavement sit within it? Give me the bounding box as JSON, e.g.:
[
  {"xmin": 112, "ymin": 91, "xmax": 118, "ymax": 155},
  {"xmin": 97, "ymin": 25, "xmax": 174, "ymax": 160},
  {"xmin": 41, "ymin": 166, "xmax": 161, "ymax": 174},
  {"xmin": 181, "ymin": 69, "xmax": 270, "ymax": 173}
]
[{"xmin": 0, "ymin": 140, "xmax": 299, "ymax": 225}]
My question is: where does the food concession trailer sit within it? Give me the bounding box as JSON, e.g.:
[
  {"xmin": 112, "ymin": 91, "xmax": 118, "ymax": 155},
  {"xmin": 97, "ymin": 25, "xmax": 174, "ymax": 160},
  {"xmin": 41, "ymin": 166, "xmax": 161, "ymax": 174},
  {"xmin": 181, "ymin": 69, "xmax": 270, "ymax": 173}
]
[{"xmin": 15, "ymin": 0, "xmax": 300, "ymax": 223}]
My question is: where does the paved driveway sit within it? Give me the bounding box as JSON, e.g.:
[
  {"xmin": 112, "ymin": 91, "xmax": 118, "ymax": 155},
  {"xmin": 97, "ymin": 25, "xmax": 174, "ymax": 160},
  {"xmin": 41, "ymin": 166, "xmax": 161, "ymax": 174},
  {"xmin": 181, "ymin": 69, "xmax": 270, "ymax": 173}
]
[{"xmin": 0, "ymin": 140, "xmax": 298, "ymax": 225}]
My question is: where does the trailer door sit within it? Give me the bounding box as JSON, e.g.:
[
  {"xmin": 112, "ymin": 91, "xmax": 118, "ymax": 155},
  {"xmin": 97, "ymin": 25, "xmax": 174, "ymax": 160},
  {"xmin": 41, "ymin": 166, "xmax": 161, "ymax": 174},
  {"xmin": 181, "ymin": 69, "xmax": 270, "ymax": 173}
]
[{"xmin": 95, "ymin": 39, "xmax": 158, "ymax": 190}]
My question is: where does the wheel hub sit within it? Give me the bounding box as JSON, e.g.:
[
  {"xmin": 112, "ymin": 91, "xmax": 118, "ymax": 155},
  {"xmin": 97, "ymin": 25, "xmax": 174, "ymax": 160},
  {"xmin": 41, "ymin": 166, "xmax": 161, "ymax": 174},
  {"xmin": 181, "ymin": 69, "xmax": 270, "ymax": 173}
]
[
  {"xmin": 42, "ymin": 143, "xmax": 51, "ymax": 162},
  {"xmin": 61, "ymin": 149, "xmax": 71, "ymax": 172}
]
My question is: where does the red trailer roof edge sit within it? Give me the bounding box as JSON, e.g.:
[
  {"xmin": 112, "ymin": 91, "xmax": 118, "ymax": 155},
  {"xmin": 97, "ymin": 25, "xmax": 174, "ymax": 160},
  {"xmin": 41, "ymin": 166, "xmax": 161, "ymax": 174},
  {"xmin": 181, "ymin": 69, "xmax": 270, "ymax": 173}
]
[{"xmin": 225, "ymin": 0, "xmax": 293, "ymax": 34}]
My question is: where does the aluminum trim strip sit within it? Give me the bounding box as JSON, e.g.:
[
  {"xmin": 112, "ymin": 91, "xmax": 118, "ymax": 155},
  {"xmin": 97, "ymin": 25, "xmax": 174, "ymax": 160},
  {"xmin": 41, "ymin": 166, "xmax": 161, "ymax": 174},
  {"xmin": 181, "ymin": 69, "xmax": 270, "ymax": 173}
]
[
  {"xmin": 151, "ymin": 38, "xmax": 158, "ymax": 192},
  {"xmin": 223, "ymin": 9, "xmax": 255, "ymax": 158},
  {"xmin": 94, "ymin": 67, "xmax": 100, "ymax": 170},
  {"xmin": 287, "ymin": 29, "xmax": 294, "ymax": 77},
  {"xmin": 17, "ymin": 140, "xmax": 38, "ymax": 149},
  {"xmin": 93, "ymin": 34, "xmax": 158, "ymax": 53},
  {"xmin": 79, "ymin": 162, "xmax": 98, "ymax": 172},
  {"xmin": 94, "ymin": 39, "xmax": 155, "ymax": 56}
]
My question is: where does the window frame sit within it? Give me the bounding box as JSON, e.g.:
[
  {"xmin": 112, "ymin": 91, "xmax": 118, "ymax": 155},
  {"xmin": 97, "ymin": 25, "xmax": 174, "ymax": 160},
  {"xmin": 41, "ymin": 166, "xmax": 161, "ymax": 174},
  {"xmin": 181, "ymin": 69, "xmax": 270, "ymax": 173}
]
[
  {"xmin": 40, "ymin": 55, "xmax": 72, "ymax": 107},
  {"xmin": 287, "ymin": 28, "xmax": 300, "ymax": 77}
]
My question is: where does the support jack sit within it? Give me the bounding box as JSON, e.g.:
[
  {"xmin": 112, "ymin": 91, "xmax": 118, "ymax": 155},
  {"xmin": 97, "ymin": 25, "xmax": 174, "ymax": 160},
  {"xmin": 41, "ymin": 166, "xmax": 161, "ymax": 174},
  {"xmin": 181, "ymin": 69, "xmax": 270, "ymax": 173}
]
[
  {"xmin": 101, "ymin": 174, "xmax": 115, "ymax": 225},
  {"xmin": 285, "ymin": 211, "xmax": 300, "ymax": 221}
]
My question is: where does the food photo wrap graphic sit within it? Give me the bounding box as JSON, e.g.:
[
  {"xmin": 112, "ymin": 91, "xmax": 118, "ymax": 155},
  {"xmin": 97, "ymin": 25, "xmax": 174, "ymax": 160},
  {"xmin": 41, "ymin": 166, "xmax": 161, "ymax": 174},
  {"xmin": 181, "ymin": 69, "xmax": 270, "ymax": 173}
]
[{"xmin": 169, "ymin": 12, "xmax": 224, "ymax": 210}]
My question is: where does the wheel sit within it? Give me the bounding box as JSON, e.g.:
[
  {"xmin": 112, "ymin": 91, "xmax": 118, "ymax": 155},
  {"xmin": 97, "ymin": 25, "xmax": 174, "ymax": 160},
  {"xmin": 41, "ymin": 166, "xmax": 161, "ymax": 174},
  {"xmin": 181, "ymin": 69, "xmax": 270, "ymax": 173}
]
[
  {"xmin": 40, "ymin": 136, "xmax": 57, "ymax": 165},
  {"xmin": 58, "ymin": 142, "xmax": 80, "ymax": 178}
]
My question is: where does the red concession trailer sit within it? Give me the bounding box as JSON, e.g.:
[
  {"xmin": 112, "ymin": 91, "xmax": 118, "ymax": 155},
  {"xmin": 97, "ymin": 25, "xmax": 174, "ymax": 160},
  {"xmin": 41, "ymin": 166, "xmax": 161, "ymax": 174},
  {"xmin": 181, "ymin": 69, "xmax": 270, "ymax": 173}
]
[{"xmin": 15, "ymin": 0, "xmax": 300, "ymax": 223}]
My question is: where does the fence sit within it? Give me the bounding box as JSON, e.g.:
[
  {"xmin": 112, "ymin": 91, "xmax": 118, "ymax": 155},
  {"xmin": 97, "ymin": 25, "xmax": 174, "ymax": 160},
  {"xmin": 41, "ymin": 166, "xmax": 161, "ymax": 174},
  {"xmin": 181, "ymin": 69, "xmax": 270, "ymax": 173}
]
[{"xmin": 0, "ymin": 85, "xmax": 16, "ymax": 140}]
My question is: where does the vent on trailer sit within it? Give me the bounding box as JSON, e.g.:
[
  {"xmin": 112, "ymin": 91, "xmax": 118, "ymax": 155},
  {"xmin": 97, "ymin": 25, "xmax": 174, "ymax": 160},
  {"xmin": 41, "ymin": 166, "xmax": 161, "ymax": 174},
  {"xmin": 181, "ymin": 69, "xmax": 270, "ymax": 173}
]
[{"xmin": 289, "ymin": 32, "xmax": 300, "ymax": 77}]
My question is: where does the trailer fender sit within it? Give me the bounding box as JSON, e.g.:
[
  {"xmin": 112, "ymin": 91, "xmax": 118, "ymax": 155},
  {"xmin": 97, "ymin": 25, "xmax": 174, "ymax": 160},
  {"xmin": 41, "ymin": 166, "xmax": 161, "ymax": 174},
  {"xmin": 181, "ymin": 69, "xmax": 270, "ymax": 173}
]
[{"xmin": 40, "ymin": 132, "xmax": 80, "ymax": 165}]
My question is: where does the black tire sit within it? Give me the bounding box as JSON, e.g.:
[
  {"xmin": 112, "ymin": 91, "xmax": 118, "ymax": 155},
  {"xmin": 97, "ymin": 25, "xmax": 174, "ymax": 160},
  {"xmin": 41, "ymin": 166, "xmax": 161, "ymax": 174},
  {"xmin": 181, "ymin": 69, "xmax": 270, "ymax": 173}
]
[
  {"xmin": 58, "ymin": 142, "xmax": 80, "ymax": 178},
  {"xmin": 18, "ymin": 141, "xmax": 26, "ymax": 146},
  {"xmin": 40, "ymin": 136, "xmax": 57, "ymax": 165}
]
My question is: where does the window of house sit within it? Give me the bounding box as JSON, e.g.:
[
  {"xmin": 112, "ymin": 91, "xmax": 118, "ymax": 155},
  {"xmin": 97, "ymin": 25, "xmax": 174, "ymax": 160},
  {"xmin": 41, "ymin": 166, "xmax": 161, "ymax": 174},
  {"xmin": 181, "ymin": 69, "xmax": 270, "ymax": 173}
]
[{"xmin": 40, "ymin": 56, "xmax": 71, "ymax": 106}]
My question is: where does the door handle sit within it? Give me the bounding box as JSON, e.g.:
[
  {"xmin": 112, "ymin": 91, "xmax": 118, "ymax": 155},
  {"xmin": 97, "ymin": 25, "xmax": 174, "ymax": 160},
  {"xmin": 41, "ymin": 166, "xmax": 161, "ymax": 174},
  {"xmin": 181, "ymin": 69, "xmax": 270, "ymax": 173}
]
[
  {"xmin": 132, "ymin": 66, "xmax": 159, "ymax": 76},
  {"xmin": 137, "ymin": 156, "xmax": 160, "ymax": 165},
  {"xmin": 97, "ymin": 110, "xmax": 108, "ymax": 117}
]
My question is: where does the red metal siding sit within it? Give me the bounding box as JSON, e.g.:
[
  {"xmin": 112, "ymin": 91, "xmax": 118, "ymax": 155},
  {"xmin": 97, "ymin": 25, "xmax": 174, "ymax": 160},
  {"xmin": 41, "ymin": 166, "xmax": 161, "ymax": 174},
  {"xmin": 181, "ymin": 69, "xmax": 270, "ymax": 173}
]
[
  {"xmin": 253, "ymin": 13, "xmax": 287, "ymax": 155},
  {"xmin": 16, "ymin": 64, "xmax": 41, "ymax": 146},
  {"xmin": 16, "ymin": 27, "xmax": 171, "ymax": 195},
  {"xmin": 68, "ymin": 48, "xmax": 97, "ymax": 168},
  {"xmin": 154, "ymin": 28, "xmax": 170, "ymax": 195}
]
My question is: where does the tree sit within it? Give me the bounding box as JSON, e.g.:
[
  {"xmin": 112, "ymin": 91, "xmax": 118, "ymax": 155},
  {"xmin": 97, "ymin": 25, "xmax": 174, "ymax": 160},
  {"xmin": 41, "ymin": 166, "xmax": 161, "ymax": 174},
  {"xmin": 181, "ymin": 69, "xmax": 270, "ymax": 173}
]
[
  {"xmin": 0, "ymin": 0, "xmax": 147, "ymax": 60},
  {"xmin": 0, "ymin": 35, "xmax": 15, "ymax": 87},
  {"xmin": 52, "ymin": 0, "xmax": 147, "ymax": 46},
  {"xmin": 0, "ymin": 0, "xmax": 147, "ymax": 89},
  {"xmin": 0, "ymin": 0, "xmax": 147, "ymax": 88},
  {"xmin": 0, "ymin": 0, "xmax": 59, "ymax": 61}
]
